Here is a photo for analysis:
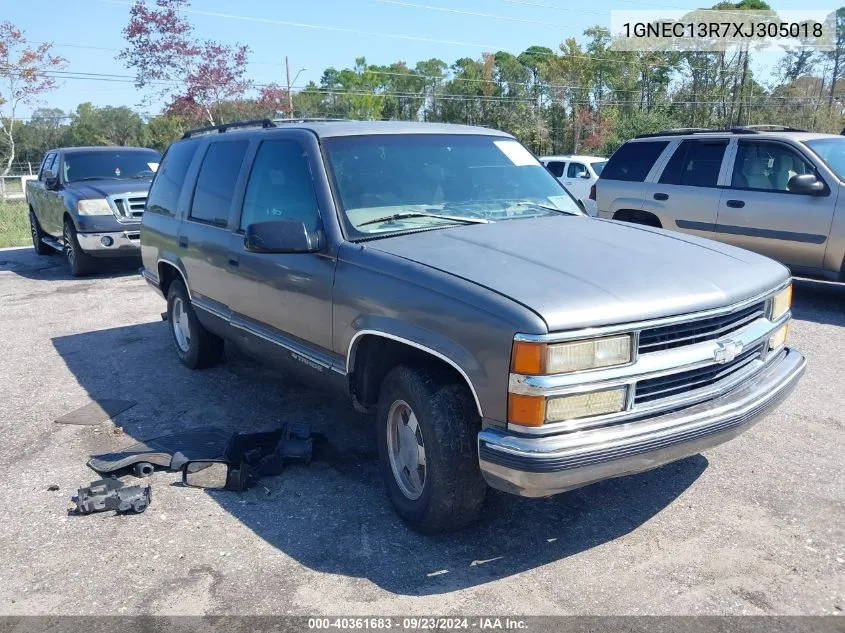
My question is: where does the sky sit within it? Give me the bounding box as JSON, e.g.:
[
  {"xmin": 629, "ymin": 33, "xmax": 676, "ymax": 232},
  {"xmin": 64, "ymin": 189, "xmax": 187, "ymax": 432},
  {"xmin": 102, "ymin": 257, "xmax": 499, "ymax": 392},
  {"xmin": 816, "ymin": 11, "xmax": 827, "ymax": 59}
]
[{"xmin": 3, "ymin": 0, "xmax": 813, "ymax": 119}]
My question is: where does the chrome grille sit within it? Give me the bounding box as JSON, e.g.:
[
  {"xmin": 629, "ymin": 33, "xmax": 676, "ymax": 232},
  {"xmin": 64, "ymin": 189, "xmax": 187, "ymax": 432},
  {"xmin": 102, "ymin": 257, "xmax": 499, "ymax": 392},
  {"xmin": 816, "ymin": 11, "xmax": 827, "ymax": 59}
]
[
  {"xmin": 638, "ymin": 301, "xmax": 766, "ymax": 353},
  {"xmin": 111, "ymin": 194, "xmax": 147, "ymax": 222},
  {"xmin": 634, "ymin": 343, "xmax": 765, "ymax": 405}
]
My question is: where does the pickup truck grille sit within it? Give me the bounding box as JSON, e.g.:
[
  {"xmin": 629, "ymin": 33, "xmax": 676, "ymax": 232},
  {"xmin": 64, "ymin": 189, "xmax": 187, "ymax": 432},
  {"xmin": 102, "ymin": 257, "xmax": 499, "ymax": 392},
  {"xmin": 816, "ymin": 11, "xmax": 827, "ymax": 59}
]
[
  {"xmin": 112, "ymin": 195, "xmax": 147, "ymax": 221},
  {"xmin": 638, "ymin": 301, "xmax": 766, "ymax": 353},
  {"xmin": 634, "ymin": 343, "xmax": 765, "ymax": 405}
]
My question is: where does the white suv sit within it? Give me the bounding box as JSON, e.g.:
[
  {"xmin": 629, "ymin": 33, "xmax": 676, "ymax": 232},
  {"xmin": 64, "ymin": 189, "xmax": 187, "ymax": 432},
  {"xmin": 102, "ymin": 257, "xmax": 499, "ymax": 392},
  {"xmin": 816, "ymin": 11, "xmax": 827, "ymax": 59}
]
[{"xmin": 540, "ymin": 154, "xmax": 607, "ymax": 216}]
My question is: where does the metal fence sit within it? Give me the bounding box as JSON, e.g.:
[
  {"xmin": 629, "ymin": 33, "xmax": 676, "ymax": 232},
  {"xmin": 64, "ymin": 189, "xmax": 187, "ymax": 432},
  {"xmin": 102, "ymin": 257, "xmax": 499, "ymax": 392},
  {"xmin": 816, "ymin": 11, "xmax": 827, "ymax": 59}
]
[{"xmin": 0, "ymin": 175, "xmax": 36, "ymax": 202}]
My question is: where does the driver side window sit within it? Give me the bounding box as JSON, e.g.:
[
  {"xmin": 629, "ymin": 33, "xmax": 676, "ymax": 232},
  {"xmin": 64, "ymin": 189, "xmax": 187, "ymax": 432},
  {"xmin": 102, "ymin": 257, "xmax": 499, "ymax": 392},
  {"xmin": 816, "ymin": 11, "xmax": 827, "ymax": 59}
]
[
  {"xmin": 731, "ymin": 142, "xmax": 815, "ymax": 193},
  {"xmin": 567, "ymin": 162, "xmax": 587, "ymax": 178},
  {"xmin": 240, "ymin": 140, "xmax": 320, "ymax": 231}
]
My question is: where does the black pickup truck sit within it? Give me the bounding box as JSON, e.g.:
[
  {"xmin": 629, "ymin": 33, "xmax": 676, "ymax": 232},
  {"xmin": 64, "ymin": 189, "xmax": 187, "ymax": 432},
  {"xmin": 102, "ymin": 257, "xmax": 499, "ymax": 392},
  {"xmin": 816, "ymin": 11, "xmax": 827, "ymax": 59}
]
[{"xmin": 26, "ymin": 146, "xmax": 161, "ymax": 276}]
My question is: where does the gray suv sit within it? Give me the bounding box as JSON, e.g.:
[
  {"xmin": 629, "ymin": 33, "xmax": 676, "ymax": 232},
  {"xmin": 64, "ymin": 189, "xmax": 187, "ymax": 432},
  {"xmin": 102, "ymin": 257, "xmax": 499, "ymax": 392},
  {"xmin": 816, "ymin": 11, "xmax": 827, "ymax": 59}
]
[
  {"xmin": 596, "ymin": 126, "xmax": 845, "ymax": 281},
  {"xmin": 140, "ymin": 119, "xmax": 805, "ymax": 533}
]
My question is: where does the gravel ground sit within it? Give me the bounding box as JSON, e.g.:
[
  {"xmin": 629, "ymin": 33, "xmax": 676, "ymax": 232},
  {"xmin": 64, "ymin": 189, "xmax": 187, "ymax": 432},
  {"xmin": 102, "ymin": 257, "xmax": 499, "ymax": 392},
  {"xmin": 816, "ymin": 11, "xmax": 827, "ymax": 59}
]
[{"xmin": 0, "ymin": 244, "xmax": 842, "ymax": 616}]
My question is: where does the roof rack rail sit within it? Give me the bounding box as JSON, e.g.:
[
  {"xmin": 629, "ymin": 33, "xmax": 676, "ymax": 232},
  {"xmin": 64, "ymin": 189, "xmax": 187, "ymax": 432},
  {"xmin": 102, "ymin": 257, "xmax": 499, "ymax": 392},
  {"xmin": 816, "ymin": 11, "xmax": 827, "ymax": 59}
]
[
  {"xmin": 272, "ymin": 117, "xmax": 348, "ymax": 123},
  {"xmin": 635, "ymin": 128, "xmax": 715, "ymax": 139},
  {"xmin": 182, "ymin": 118, "xmax": 277, "ymax": 139},
  {"xmin": 733, "ymin": 124, "xmax": 808, "ymax": 133}
]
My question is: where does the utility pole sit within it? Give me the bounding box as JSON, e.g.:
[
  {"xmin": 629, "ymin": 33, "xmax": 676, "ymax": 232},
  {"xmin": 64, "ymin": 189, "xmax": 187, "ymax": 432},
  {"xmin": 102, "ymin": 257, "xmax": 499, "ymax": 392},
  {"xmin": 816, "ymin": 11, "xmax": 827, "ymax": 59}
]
[{"xmin": 286, "ymin": 56, "xmax": 293, "ymax": 119}]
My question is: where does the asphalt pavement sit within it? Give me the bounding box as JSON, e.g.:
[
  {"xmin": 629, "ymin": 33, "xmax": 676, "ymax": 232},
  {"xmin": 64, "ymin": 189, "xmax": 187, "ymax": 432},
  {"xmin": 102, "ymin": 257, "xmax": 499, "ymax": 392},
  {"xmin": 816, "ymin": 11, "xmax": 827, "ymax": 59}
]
[{"xmin": 0, "ymin": 245, "xmax": 842, "ymax": 615}]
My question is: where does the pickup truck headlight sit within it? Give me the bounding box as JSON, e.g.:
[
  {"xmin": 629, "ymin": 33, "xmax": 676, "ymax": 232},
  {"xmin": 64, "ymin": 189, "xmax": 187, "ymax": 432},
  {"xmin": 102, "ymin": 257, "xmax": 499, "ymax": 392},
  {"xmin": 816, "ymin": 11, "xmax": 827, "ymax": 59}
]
[
  {"xmin": 77, "ymin": 198, "xmax": 113, "ymax": 216},
  {"xmin": 769, "ymin": 284, "xmax": 792, "ymax": 321},
  {"xmin": 511, "ymin": 334, "xmax": 633, "ymax": 375}
]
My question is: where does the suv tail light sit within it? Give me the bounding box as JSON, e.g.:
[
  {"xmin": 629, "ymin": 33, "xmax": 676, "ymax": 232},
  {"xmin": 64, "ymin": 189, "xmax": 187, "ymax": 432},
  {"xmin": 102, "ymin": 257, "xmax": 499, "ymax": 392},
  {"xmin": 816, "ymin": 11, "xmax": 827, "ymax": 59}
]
[{"xmin": 589, "ymin": 183, "xmax": 596, "ymax": 200}]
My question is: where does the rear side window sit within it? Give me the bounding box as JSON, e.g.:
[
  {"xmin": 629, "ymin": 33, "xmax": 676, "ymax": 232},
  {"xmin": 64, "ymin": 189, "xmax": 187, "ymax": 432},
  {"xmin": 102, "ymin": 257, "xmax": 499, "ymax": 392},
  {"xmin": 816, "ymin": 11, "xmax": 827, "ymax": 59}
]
[
  {"xmin": 147, "ymin": 140, "xmax": 199, "ymax": 217},
  {"xmin": 602, "ymin": 141, "xmax": 669, "ymax": 182},
  {"xmin": 659, "ymin": 140, "xmax": 728, "ymax": 188},
  {"xmin": 545, "ymin": 161, "xmax": 565, "ymax": 178},
  {"xmin": 190, "ymin": 141, "xmax": 249, "ymax": 226}
]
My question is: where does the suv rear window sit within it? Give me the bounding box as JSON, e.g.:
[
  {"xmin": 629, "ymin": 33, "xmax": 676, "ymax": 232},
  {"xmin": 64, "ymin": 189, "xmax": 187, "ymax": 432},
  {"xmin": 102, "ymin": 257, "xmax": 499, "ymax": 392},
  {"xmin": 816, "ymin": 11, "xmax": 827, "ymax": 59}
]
[
  {"xmin": 146, "ymin": 140, "xmax": 199, "ymax": 217},
  {"xmin": 659, "ymin": 139, "xmax": 728, "ymax": 188},
  {"xmin": 602, "ymin": 141, "xmax": 669, "ymax": 182},
  {"xmin": 190, "ymin": 141, "xmax": 249, "ymax": 226}
]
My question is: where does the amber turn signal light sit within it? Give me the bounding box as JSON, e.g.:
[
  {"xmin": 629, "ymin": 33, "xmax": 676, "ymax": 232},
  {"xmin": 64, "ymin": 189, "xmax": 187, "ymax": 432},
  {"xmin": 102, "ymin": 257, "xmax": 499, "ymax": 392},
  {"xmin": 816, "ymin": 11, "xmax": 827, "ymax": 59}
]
[{"xmin": 507, "ymin": 393, "xmax": 546, "ymax": 427}]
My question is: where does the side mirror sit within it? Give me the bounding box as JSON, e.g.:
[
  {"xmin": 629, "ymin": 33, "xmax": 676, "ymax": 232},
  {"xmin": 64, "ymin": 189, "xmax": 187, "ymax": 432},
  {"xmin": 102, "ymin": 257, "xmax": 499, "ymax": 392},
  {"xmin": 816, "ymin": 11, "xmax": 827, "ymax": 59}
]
[
  {"xmin": 788, "ymin": 174, "xmax": 825, "ymax": 195},
  {"xmin": 579, "ymin": 172, "xmax": 591, "ymax": 179},
  {"xmin": 245, "ymin": 220, "xmax": 321, "ymax": 254},
  {"xmin": 182, "ymin": 460, "xmax": 230, "ymax": 489},
  {"xmin": 43, "ymin": 170, "xmax": 58, "ymax": 189}
]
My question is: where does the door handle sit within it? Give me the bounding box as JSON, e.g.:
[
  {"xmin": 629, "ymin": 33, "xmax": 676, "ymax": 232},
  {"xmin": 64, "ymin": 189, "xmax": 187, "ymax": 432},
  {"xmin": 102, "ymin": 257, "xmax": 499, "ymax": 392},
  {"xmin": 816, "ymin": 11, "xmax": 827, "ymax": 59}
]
[
  {"xmin": 228, "ymin": 256, "xmax": 240, "ymax": 268},
  {"xmin": 726, "ymin": 200, "xmax": 745, "ymax": 208},
  {"xmin": 178, "ymin": 236, "xmax": 188, "ymax": 248},
  {"xmin": 565, "ymin": 181, "xmax": 573, "ymax": 185},
  {"xmin": 653, "ymin": 193, "xmax": 669, "ymax": 201}
]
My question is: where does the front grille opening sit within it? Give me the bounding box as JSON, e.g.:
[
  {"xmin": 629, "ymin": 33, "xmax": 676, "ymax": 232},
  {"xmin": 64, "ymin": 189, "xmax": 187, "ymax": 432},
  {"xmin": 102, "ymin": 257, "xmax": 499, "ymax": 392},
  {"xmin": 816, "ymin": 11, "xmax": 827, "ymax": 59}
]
[
  {"xmin": 638, "ymin": 302, "xmax": 766, "ymax": 353},
  {"xmin": 113, "ymin": 196, "xmax": 147, "ymax": 220},
  {"xmin": 634, "ymin": 344, "xmax": 764, "ymax": 405}
]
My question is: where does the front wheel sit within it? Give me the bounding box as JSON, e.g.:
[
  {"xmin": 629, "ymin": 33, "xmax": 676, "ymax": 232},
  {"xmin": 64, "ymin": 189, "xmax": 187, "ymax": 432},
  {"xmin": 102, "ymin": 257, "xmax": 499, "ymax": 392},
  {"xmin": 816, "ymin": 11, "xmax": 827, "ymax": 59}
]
[
  {"xmin": 166, "ymin": 279, "xmax": 224, "ymax": 369},
  {"xmin": 63, "ymin": 221, "xmax": 95, "ymax": 277},
  {"xmin": 376, "ymin": 365, "xmax": 487, "ymax": 533}
]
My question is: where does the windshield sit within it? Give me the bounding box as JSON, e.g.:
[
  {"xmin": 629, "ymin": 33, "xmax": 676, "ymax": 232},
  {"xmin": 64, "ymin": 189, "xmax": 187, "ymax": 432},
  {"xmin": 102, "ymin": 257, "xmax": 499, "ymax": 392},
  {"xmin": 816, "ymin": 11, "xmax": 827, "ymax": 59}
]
[
  {"xmin": 591, "ymin": 160, "xmax": 607, "ymax": 176},
  {"xmin": 803, "ymin": 138, "xmax": 845, "ymax": 180},
  {"xmin": 323, "ymin": 134, "xmax": 582, "ymax": 237},
  {"xmin": 63, "ymin": 150, "xmax": 161, "ymax": 183}
]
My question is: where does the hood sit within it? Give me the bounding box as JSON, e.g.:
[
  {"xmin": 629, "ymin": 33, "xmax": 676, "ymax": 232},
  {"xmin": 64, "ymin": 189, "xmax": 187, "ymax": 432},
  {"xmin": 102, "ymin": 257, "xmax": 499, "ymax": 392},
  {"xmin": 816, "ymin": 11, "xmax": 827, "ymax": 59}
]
[
  {"xmin": 365, "ymin": 216, "xmax": 790, "ymax": 332},
  {"xmin": 66, "ymin": 179, "xmax": 152, "ymax": 198}
]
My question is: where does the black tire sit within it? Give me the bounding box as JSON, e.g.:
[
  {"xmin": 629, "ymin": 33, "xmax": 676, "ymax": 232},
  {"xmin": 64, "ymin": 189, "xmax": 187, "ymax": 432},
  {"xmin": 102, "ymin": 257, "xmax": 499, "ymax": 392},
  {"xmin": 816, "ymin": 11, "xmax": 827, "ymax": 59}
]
[
  {"xmin": 376, "ymin": 364, "xmax": 487, "ymax": 533},
  {"xmin": 29, "ymin": 210, "xmax": 55, "ymax": 255},
  {"xmin": 63, "ymin": 220, "xmax": 95, "ymax": 277},
  {"xmin": 166, "ymin": 279, "xmax": 224, "ymax": 369}
]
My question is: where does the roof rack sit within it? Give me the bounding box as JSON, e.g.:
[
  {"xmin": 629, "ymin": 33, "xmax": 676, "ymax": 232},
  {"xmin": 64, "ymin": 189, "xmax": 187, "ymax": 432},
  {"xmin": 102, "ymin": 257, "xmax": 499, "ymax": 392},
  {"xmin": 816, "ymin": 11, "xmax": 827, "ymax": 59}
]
[
  {"xmin": 733, "ymin": 124, "xmax": 808, "ymax": 132},
  {"xmin": 636, "ymin": 124, "xmax": 808, "ymax": 139},
  {"xmin": 182, "ymin": 118, "xmax": 277, "ymax": 139},
  {"xmin": 182, "ymin": 117, "xmax": 350, "ymax": 139}
]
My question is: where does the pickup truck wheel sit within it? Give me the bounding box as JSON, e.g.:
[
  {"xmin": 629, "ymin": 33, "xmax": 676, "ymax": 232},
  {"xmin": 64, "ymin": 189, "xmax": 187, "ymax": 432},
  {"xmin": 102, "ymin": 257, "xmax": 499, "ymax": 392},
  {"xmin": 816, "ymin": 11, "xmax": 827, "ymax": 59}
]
[
  {"xmin": 63, "ymin": 221, "xmax": 95, "ymax": 277},
  {"xmin": 30, "ymin": 212, "xmax": 55, "ymax": 255},
  {"xmin": 166, "ymin": 280, "xmax": 224, "ymax": 369},
  {"xmin": 376, "ymin": 365, "xmax": 486, "ymax": 533}
]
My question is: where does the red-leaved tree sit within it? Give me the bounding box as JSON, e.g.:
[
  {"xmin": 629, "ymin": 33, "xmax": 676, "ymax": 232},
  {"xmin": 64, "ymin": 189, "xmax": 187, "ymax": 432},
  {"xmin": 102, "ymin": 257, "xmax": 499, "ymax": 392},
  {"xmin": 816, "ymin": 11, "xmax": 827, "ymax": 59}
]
[
  {"xmin": 0, "ymin": 22, "xmax": 67, "ymax": 175},
  {"xmin": 119, "ymin": 0, "xmax": 251, "ymax": 125}
]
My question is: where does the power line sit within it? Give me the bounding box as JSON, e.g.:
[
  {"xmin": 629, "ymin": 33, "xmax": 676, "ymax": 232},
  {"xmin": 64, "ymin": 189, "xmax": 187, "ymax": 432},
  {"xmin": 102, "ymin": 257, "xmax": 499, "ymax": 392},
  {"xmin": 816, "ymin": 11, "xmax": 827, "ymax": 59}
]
[{"xmin": 375, "ymin": 0, "xmax": 591, "ymax": 24}]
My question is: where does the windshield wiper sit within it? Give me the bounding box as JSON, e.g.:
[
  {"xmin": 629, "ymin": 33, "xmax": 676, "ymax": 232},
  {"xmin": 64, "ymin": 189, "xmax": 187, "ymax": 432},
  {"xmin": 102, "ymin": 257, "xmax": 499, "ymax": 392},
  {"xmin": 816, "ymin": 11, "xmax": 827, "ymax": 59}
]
[
  {"xmin": 512, "ymin": 201, "xmax": 581, "ymax": 215},
  {"xmin": 357, "ymin": 211, "xmax": 491, "ymax": 228},
  {"xmin": 72, "ymin": 176, "xmax": 122, "ymax": 182}
]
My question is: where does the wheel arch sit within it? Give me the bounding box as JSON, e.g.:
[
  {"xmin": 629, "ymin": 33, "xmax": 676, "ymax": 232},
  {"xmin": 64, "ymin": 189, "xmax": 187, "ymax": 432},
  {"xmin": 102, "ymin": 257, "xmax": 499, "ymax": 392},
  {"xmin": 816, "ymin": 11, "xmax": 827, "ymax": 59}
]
[
  {"xmin": 157, "ymin": 259, "xmax": 191, "ymax": 300},
  {"xmin": 612, "ymin": 208, "xmax": 663, "ymax": 228},
  {"xmin": 347, "ymin": 331, "xmax": 483, "ymax": 417}
]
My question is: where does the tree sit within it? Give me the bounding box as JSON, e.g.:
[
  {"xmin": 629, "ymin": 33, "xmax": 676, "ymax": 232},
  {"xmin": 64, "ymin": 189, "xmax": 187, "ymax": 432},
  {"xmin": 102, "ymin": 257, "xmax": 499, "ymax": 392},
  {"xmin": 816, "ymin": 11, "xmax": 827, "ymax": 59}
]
[
  {"xmin": 119, "ymin": 0, "xmax": 251, "ymax": 125},
  {"xmin": 0, "ymin": 21, "xmax": 66, "ymax": 175}
]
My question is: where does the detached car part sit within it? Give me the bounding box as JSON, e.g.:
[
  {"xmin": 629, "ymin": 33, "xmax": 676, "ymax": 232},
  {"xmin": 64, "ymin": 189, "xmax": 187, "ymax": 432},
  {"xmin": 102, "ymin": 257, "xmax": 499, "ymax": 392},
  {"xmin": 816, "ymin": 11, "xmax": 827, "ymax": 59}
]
[{"xmin": 73, "ymin": 478, "xmax": 151, "ymax": 515}]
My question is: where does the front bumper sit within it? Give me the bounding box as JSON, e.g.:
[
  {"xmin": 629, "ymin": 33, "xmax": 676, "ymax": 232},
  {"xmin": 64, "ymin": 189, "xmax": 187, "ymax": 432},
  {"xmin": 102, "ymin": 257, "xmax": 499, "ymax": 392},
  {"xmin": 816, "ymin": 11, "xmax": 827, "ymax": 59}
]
[
  {"xmin": 76, "ymin": 230, "xmax": 141, "ymax": 256},
  {"xmin": 478, "ymin": 347, "xmax": 805, "ymax": 497}
]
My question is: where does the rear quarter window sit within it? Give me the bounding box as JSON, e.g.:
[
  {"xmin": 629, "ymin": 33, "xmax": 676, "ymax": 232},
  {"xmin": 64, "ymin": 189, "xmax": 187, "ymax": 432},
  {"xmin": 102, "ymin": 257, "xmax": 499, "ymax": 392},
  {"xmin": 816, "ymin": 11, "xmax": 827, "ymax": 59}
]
[
  {"xmin": 146, "ymin": 140, "xmax": 200, "ymax": 217},
  {"xmin": 602, "ymin": 141, "xmax": 669, "ymax": 182}
]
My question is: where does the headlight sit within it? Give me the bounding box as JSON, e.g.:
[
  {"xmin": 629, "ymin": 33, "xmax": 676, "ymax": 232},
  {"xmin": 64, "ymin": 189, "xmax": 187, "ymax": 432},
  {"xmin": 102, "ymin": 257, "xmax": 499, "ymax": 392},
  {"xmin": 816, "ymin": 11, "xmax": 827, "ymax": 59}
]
[
  {"xmin": 507, "ymin": 387, "xmax": 628, "ymax": 428},
  {"xmin": 546, "ymin": 388, "xmax": 627, "ymax": 422},
  {"xmin": 770, "ymin": 284, "xmax": 792, "ymax": 321},
  {"xmin": 769, "ymin": 323, "xmax": 789, "ymax": 350},
  {"xmin": 511, "ymin": 334, "xmax": 633, "ymax": 375},
  {"xmin": 77, "ymin": 198, "xmax": 113, "ymax": 216}
]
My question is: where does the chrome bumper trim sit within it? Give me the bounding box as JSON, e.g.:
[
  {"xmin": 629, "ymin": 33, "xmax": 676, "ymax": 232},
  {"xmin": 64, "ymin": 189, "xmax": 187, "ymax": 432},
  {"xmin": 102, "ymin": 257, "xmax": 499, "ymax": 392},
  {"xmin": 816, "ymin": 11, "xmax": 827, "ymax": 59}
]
[
  {"xmin": 76, "ymin": 230, "xmax": 141, "ymax": 252},
  {"xmin": 479, "ymin": 347, "xmax": 805, "ymax": 498}
]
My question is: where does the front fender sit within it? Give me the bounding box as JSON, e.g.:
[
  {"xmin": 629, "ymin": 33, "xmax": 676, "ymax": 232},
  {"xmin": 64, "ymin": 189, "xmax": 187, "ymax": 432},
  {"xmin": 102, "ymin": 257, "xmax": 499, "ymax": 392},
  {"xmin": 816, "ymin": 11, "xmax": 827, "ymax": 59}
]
[{"xmin": 345, "ymin": 317, "xmax": 486, "ymax": 416}]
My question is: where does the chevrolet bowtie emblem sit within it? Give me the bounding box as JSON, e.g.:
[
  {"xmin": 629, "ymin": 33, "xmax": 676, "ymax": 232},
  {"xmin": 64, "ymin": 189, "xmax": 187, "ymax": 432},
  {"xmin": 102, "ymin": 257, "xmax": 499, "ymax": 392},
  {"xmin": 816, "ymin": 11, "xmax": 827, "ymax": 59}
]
[{"xmin": 714, "ymin": 340, "xmax": 743, "ymax": 364}]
